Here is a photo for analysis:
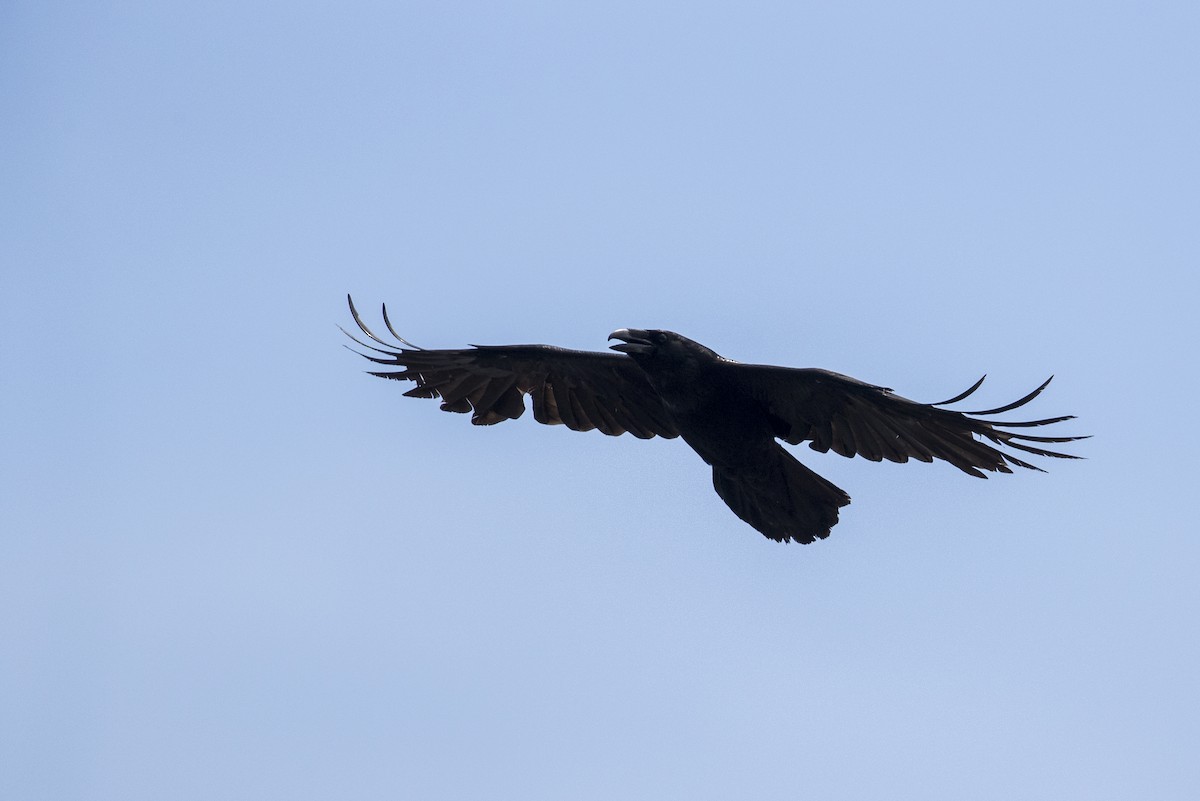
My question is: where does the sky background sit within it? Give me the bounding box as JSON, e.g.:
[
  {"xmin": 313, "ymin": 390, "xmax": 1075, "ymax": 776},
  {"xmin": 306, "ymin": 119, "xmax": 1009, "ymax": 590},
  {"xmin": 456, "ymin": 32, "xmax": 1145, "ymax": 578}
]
[{"xmin": 3, "ymin": 2, "xmax": 1198, "ymax": 799}]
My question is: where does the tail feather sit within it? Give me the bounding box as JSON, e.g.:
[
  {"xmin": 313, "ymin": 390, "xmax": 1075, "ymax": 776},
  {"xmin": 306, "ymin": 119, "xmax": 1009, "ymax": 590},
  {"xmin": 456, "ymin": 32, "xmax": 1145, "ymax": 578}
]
[{"xmin": 712, "ymin": 445, "xmax": 851, "ymax": 543}]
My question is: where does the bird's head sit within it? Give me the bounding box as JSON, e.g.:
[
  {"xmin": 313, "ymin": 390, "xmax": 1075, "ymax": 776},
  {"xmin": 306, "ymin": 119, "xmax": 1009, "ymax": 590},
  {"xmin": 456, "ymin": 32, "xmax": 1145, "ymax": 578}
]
[{"xmin": 608, "ymin": 328, "xmax": 720, "ymax": 364}]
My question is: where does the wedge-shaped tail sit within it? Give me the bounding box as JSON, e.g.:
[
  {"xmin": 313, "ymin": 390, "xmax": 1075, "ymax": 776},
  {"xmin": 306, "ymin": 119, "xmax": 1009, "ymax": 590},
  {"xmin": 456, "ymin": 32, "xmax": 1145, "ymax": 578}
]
[{"xmin": 711, "ymin": 444, "xmax": 852, "ymax": 544}]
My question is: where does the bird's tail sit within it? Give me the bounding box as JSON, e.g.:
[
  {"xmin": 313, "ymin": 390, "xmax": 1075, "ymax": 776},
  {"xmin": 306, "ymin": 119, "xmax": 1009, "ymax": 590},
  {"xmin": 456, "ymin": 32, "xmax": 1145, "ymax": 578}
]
[{"xmin": 712, "ymin": 444, "xmax": 851, "ymax": 543}]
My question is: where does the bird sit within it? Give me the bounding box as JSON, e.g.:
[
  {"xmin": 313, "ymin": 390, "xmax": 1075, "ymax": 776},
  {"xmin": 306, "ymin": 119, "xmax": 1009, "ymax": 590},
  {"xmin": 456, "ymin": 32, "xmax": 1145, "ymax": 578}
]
[{"xmin": 342, "ymin": 295, "xmax": 1086, "ymax": 543}]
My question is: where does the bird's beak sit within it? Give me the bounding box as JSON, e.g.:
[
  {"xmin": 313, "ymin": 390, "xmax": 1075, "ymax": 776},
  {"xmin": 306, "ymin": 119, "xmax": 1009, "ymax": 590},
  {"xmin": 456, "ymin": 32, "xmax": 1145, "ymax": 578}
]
[{"xmin": 608, "ymin": 328, "xmax": 654, "ymax": 355}]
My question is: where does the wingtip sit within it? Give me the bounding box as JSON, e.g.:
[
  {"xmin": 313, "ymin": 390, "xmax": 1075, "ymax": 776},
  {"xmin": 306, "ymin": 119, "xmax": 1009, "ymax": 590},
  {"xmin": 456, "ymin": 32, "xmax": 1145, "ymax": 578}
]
[
  {"xmin": 381, "ymin": 302, "xmax": 422, "ymax": 350},
  {"xmin": 932, "ymin": 374, "xmax": 987, "ymax": 406}
]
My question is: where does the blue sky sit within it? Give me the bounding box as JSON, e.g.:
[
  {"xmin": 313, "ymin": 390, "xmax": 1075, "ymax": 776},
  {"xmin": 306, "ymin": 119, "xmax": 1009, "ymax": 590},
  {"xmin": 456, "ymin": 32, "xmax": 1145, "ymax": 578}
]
[{"xmin": 2, "ymin": 2, "xmax": 1197, "ymax": 799}]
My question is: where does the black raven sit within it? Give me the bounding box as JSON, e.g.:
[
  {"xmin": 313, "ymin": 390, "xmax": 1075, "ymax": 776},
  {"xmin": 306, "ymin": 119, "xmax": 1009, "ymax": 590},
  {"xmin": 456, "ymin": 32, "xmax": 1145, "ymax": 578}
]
[{"xmin": 343, "ymin": 296, "xmax": 1085, "ymax": 543}]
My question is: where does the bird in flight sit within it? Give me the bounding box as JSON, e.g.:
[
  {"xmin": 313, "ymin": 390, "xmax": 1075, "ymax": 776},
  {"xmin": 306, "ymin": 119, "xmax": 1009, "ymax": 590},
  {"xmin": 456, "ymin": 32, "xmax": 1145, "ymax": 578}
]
[{"xmin": 343, "ymin": 296, "xmax": 1085, "ymax": 543}]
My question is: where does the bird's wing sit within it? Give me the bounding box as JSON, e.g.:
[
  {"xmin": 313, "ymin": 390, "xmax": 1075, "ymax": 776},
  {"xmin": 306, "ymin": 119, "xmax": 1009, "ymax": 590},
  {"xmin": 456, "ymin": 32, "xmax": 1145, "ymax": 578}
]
[
  {"xmin": 343, "ymin": 297, "xmax": 678, "ymax": 439},
  {"xmin": 727, "ymin": 363, "xmax": 1087, "ymax": 477}
]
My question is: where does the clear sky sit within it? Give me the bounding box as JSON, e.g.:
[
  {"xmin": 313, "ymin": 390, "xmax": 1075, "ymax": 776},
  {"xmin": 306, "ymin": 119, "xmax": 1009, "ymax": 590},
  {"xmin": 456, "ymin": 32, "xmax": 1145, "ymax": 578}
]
[{"xmin": 3, "ymin": 2, "xmax": 1197, "ymax": 799}]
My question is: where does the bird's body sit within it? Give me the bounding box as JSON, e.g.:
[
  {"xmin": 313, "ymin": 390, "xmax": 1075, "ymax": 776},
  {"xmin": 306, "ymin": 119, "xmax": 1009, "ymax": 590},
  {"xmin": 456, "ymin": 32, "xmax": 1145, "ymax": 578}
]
[{"xmin": 344, "ymin": 297, "xmax": 1085, "ymax": 543}]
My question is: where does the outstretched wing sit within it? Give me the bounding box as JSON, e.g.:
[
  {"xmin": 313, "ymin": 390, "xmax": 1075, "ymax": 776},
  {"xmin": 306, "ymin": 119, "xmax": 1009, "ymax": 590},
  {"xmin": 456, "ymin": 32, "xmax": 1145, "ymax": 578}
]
[
  {"xmin": 728, "ymin": 363, "xmax": 1087, "ymax": 477},
  {"xmin": 342, "ymin": 296, "xmax": 678, "ymax": 439}
]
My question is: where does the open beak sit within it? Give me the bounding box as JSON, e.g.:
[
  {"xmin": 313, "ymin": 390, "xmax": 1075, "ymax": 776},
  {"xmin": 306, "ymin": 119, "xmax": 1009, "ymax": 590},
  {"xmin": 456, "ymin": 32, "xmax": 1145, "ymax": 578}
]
[{"xmin": 608, "ymin": 328, "xmax": 654, "ymax": 355}]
